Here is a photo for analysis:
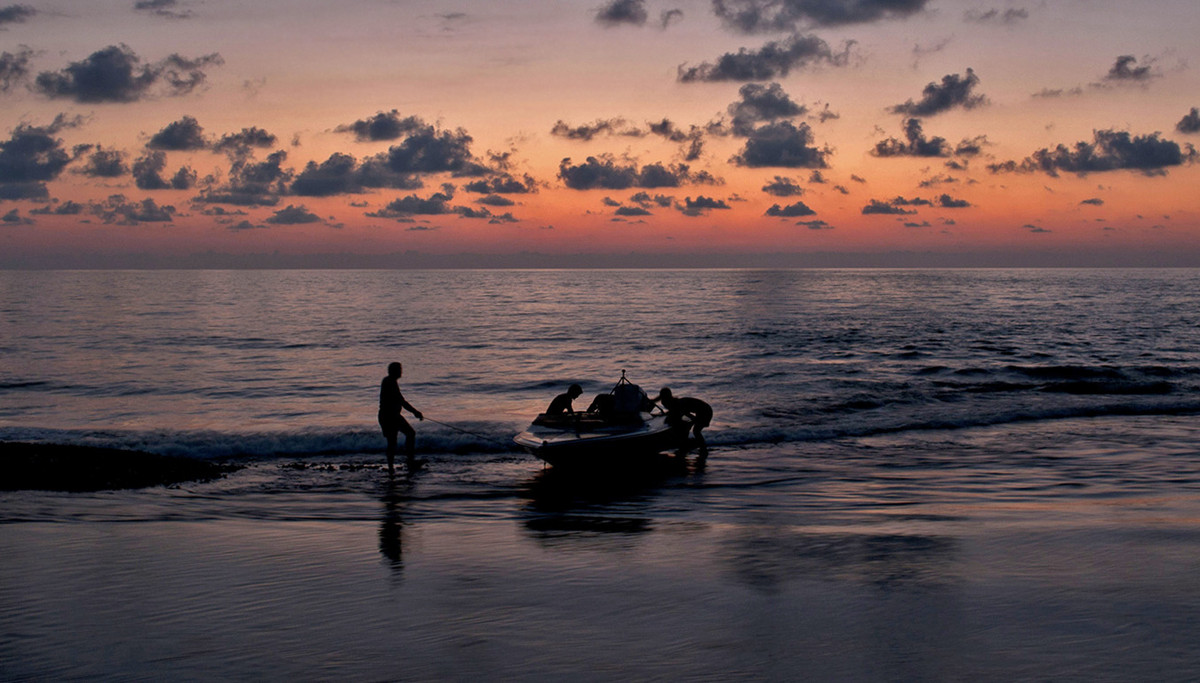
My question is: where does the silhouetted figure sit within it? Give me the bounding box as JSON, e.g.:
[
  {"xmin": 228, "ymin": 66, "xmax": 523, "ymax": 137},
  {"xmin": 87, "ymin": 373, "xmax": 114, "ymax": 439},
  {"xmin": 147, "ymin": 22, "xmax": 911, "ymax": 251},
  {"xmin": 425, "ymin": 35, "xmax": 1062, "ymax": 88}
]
[
  {"xmin": 546, "ymin": 383, "xmax": 583, "ymax": 416},
  {"xmin": 653, "ymin": 387, "xmax": 712, "ymax": 460},
  {"xmin": 379, "ymin": 362, "xmax": 424, "ymax": 474}
]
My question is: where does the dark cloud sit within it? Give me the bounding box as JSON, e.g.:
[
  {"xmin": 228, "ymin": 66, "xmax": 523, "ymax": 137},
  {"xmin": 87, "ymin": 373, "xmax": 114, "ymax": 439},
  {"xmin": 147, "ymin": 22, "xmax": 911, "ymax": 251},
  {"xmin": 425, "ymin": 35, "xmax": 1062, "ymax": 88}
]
[
  {"xmin": 132, "ymin": 151, "xmax": 171, "ymax": 189},
  {"xmin": 765, "ymin": 200, "xmax": 815, "ymax": 217},
  {"xmin": 937, "ymin": 193, "xmax": 970, "ymax": 208},
  {"xmin": 1104, "ymin": 55, "xmax": 1155, "ymax": 83},
  {"xmin": 964, "ymin": 8, "xmax": 1028, "ymax": 24},
  {"xmin": 550, "ymin": 118, "xmax": 643, "ymax": 141},
  {"xmin": 890, "ymin": 68, "xmax": 986, "ymax": 117},
  {"xmin": 1080, "ymin": 198, "xmax": 1105, "ymax": 206},
  {"xmin": 0, "ymin": 117, "xmax": 76, "ymax": 200},
  {"xmin": 382, "ymin": 125, "xmax": 486, "ymax": 176},
  {"xmin": 367, "ymin": 192, "xmax": 455, "ymax": 217},
  {"xmin": 660, "ymin": 8, "xmax": 684, "ymax": 28},
  {"xmin": 872, "ymin": 118, "xmax": 950, "ymax": 157},
  {"xmin": 214, "ymin": 127, "xmax": 277, "ymax": 155},
  {"xmin": 596, "ymin": 0, "xmax": 648, "ymax": 27},
  {"xmin": 630, "ymin": 191, "xmax": 675, "ymax": 208},
  {"xmin": 78, "ymin": 147, "xmax": 128, "ymax": 178},
  {"xmin": 291, "ymin": 152, "xmax": 422, "ymax": 196},
  {"xmin": 862, "ymin": 198, "xmax": 916, "ymax": 214},
  {"xmin": 679, "ymin": 195, "xmax": 731, "ymax": 216},
  {"xmin": 732, "ymin": 121, "xmax": 829, "ymax": 168},
  {"xmin": 647, "ymin": 119, "xmax": 706, "ymax": 160},
  {"xmin": 0, "ymin": 46, "xmax": 33, "ymax": 92},
  {"xmin": 0, "ymin": 4, "xmax": 35, "ymax": 25},
  {"xmin": 148, "ymin": 115, "xmax": 207, "ymax": 150},
  {"xmin": 476, "ymin": 194, "xmax": 515, "ymax": 206},
  {"xmin": 713, "ymin": 0, "xmax": 928, "ymax": 32},
  {"xmin": 195, "ymin": 150, "xmax": 289, "ymax": 206},
  {"xmin": 677, "ymin": 33, "xmax": 850, "ymax": 83},
  {"xmin": 265, "ymin": 204, "xmax": 322, "ymax": 225},
  {"xmin": 2, "ymin": 207, "xmax": 30, "ymax": 224},
  {"xmin": 133, "ymin": 0, "xmax": 192, "ymax": 19},
  {"xmin": 808, "ymin": 170, "xmax": 827, "ymax": 183},
  {"xmin": 35, "ymin": 44, "xmax": 222, "ymax": 103},
  {"xmin": 762, "ymin": 175, "xmax": 805, "ymax": 196},
  {"xmin": 615, "ymin": 205, "xmax": 652, "ymax": 216},
  {"xmin": 918, "ymin": 173, "xmax": 957, "ymax": 187},
  {"xmin": 1176, "ymin": 107, "xmax": 1200, "ymax": 134},
  {"xmin": 335, "ymin": 110, "xmax": 426, "ymax": 142},
  {"xmin": 559, "ymin": 155, "xmax": 716, "ymax": 189},
  {"xmin": 462, "ymin": 173, "xmax": 538, "ymax": 194},
  {"xmin": 798, "ymin": 219, "xmax": 833, "ymax": 229},
  {"xmin": 30, "ymin": 200, "xmax": 85, "ymax": 215},
  {"xmin": 988, "ymin": 129, "xmax": 1196, "ymax": 177},
  {"xmin": 92, "ymin": 194, "xmax": 176, "ymax": 224},
  {"xmin": 728, "ymin": 82, "xmax": 806, "ymax": 135}
]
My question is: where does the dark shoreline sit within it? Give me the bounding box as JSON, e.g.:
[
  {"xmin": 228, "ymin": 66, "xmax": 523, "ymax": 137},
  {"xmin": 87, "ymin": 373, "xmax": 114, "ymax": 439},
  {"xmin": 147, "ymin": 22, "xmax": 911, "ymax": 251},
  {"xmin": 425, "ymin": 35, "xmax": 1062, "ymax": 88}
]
[{"xmin": 1, "ymin": 442, "xmax": 238, "ymax": 492}]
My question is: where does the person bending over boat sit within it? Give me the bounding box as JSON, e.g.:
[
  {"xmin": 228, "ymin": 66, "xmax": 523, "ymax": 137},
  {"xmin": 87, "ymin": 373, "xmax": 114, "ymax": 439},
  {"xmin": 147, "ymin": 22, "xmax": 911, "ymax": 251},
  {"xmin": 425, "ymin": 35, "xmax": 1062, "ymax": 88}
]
[
  {"xmin": 546, "ymin": 384, "xmax": 584, "ymax": 416},
  {"xmin": 379, "ymin": 362, "xmax": 424, "ymax": 474},
  {"xmin": 653, "ymin": 387, "xmax": 712, "ymax": 459}
]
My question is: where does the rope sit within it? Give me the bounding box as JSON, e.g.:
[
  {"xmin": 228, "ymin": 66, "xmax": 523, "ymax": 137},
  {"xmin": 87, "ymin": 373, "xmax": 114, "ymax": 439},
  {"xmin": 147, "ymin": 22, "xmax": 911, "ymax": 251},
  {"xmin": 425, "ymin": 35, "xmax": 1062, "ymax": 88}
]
[{"xmin": 424, "ymin": 417, "xmax": 513, "ymax": 447}]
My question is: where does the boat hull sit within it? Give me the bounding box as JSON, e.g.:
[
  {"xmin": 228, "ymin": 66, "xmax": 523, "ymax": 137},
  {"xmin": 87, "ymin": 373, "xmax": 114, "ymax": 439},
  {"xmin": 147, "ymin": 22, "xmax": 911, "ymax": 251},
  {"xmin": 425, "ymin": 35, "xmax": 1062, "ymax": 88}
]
[{"xmin": 514, "ymin": 413, "xmax": 691, "ymax": 468}]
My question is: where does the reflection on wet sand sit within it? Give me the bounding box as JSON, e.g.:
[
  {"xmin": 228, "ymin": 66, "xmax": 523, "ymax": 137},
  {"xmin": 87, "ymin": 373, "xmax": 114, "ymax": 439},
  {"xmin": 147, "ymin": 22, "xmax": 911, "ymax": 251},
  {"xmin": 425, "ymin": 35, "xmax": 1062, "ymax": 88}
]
[
  {"xmin": 378, "ymin": 480, "xmax": 409, "ymax": 576},
  {"xmin": 518, "ymin": 459, "xmax": 697, "ymax": 542},
  {"xmin": 720, "ymin": 525, "xmax": 959, "ymax": 592}
]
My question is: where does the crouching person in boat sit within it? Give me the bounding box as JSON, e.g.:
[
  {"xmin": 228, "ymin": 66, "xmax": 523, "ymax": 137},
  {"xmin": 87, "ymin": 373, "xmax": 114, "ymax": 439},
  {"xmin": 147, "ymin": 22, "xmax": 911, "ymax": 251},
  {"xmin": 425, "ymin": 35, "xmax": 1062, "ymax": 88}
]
[
  {"xmin": 653, "ymin": 387, "xmax": 712, "ymax": 460},
  {"xmin": 534, "ymin": 384, "xmax": 583, "ymax": 426}
]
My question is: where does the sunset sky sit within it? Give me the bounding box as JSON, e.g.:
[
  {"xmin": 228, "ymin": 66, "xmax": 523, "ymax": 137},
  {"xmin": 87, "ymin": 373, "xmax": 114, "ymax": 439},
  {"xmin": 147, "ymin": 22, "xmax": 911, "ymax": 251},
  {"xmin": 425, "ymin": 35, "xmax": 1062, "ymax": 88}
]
[{"xmin": 2, "ymin": 0, "xmax": 1199, "ymax": 267}]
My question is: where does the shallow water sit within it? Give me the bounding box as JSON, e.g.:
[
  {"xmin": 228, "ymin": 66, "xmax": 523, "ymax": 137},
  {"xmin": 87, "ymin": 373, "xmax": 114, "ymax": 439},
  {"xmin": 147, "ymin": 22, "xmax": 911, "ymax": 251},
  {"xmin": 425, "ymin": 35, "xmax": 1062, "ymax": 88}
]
[{"xmin": 4, "ymin": 269, "xmax": 1200, "ymax": 679}]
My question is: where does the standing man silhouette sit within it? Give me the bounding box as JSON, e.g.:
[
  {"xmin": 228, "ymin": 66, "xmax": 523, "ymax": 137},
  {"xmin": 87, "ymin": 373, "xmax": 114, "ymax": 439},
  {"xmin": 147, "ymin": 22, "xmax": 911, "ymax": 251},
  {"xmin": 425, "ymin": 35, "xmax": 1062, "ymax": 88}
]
[{"xmin": 379, "ymin": 362, "xmax": 424, "ymax": 473}]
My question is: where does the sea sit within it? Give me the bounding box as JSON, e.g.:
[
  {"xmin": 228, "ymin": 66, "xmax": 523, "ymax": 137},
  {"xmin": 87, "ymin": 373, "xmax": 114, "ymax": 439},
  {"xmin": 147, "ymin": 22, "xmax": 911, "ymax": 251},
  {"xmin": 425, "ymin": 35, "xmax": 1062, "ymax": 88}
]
[{"xmin": 3, "ymin": 268, "xmax": 1200, "ymax": 681}]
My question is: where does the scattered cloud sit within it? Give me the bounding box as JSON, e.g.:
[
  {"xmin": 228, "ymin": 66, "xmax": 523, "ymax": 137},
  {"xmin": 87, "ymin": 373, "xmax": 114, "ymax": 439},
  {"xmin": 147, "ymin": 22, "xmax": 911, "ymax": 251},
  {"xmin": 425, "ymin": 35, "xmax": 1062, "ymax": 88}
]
[
  {"xmin": 35, "ymin": 44, "xmax": 223, "ymax": 103},
  {"xmin": 679, "ymin": 195, "xmax": 731, "ymax": 216},
  {"xmin": 194, "ymin": 150, "xmax": 289, "ymax": 206},
  {"xmin": 596, "ymin": 0, "xmax": 648, "ymax": 27},
  {"xmin": 462, "ymin": 173, "xmax": 539, "ymax": 194},
  {"xmin": 1103, "ymin": 54, "xmax": 1156, "ymax": 83},
  {"xmin": 727, "ymin": 82, "xmax": 807, "ymax": 135},
  {"xmin": 964, "ymin": 8, "xmax": 1028, "ymax": 24},
  {"xmin": 550, "ymin": 118, "xmax": 644, "ymax": 141},
  {"xmin": 712, "ymin": 0, "xmax": 930, "ymax": 33},
  {"xmin": 77, "ymin": 147, "xmax": 128, "ymax": 178},
  {"xmin": 872, "ymin": 118, "xmax": 949, "ymax": 157},
  {"xmin": 2, "ymin": 207, "xmax": 33, "ymax": 224},
  {"xmin": 889, "ymin": 68, "xmax": 987, "ymax": 117},
  {"xmin": 265, "ymin": 204, "xmax": 322, "ymax": 225},
  {"xmin": 0, "ymin": 116, "xmax": 79, "ymax": 200},
  {"xmin": 335, "ymin": 110, "xmax": 426, "ymax": 142},
  {"xmin": 1176, "ymin": 107, "xmax": 1200, "ymax": 134},
  {"xmin": 0, "ymin": 4, "xmax": 36, "ymax": 26},
  {"xmin": 214, "ymin": 127, "xmax": 277, "ymax": 155},
  {"xmin": 660, "ymin": 8, "xmax": 684, "ymax": 29},
  {"xmin": 762, "ymin": 175, "xmax": 805, "ymax": 196},
  {"xmin": 989, "ymin": 129, "xmax": 1196, "ymax": 177},
  {"xmin": 133, "ymin": 0, "xmax": 192, "ymax": 20},
  {"xmin": 148, "ymin": 115, "xmax": 207, "ymax": 150},
  {"xmin": 290, "ymin": 152, "xmax": 422, "ymax": 196},
  {"xmin": 132, "ymin": 151, "xmax": 194, "ymax": 190},
  {"xmin": 559, "ymin": 155, "xmax": 717, "ymax": 189},
  {"xmin": 0, "ymin": 46, "xmax": 33, "ymax": 92},
  {"xmin": 678, "ymin": 33, "xmax": 851, "ymax": 83},
  {"xmin": 798, "ymin": 219, "xmax": 833, "ymax": 229},
  {"xmin": 91, "ymin": 194, "xmax": 176, "ymax": 224},
  {"xmin": 732, "ymin": 121, "xmax": 829, "ymax": 168},
  {"xmin": 765, "ymin": 200, "xmax": 815, "ymax": 217},
  {"xmin": 1080, "ymin": 198, "xmax": 1104, "ymax": 206}
]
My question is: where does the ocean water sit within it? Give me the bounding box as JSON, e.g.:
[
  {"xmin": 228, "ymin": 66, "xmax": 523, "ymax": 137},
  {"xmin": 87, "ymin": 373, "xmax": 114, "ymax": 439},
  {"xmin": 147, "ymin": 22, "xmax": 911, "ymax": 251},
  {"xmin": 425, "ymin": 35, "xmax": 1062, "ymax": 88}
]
[{"xmin": 3, "ymin": 269, "xmax": 1200, "ymax": 680}]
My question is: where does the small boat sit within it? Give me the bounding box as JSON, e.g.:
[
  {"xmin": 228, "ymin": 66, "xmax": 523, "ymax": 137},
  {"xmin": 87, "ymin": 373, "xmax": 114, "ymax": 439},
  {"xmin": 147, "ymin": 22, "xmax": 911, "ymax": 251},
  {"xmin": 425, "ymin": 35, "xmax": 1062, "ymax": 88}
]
[{"xmin": 514, "ymin": 372, "xmax": 692, "ymax": 468}]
